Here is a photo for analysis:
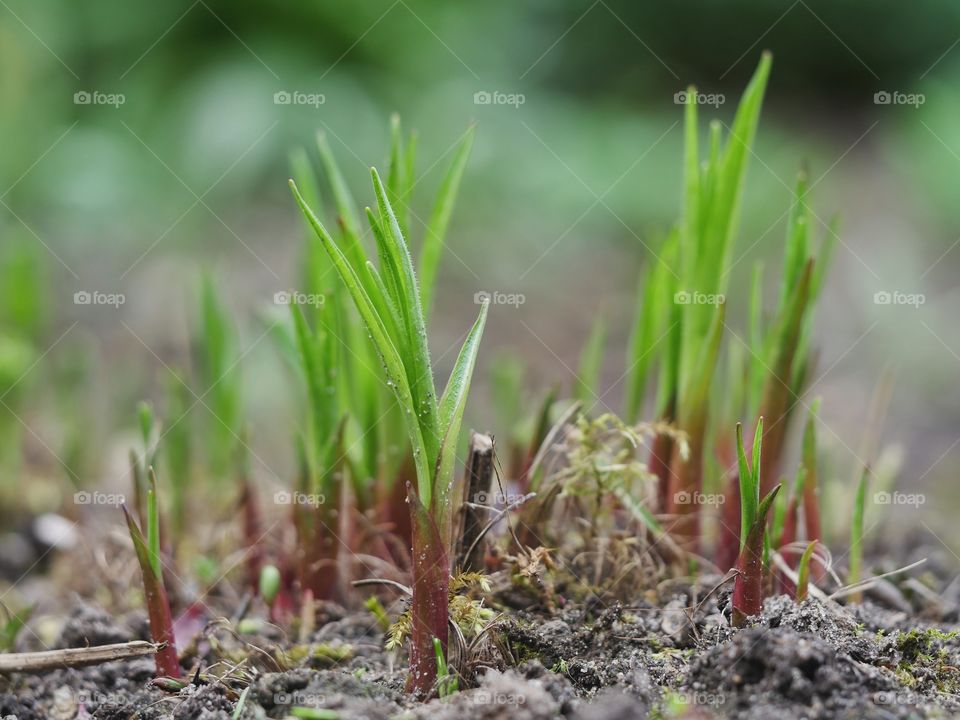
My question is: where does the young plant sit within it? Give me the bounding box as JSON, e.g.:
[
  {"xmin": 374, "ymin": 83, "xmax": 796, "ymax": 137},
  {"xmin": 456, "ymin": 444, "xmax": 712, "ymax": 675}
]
[
  {"xmin": 433, "ymin": 637, "xmax": 458, "ymax": 698},
  {"xmin": 121, "ymin": 470, "xmax": 180, "ymax": 678},
  {"xmin": 795, "ymin": 540, "xmax": 819, "ymax": 602},
  {"xmin": 287, "ymin": 119, "xmax": 476, "ymax": 541},
  {"xmin": 848, "ymin": 466, "xmax": 869, "ymax": 603},
  {"xmin": 650, "ymin": 54, "xmax": 772, "ymax": 548},
  {"xmin": 290, "ymin": 163, "xmax": 488, "ymax": 696},
  {"xmin": 741, "ymin": 174, "xmax": 834, "ymax": 498},
  {"xmin": 732, "ymin": 419, "xmax": 781, "ymax": 627},
  {"xmin": 575, "ymin": 315, "xmax": 606, "ymax": 409},
  {"xmin": 0, "ymin": 604, "xmax": 33, "ymax": 652},
  {"xmin": 197, "ymin": 274, "xmax": 243, "ymax": 481}
]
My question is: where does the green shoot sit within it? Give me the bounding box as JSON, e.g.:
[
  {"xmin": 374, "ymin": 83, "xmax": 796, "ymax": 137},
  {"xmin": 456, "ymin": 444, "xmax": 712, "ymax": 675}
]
[
  {"xmin": 164, "ymin": 372, "xmax": 193, "ymax": 543},
  {"xmin": 732, "ymin": 484, "xmax": 780, "ymax": 627},
  {"xmin": 796, "ymin": 540, "xmax": 818, "ymax": 602},
  {"xmin": 732, "ymin": 418, "xmax": 780, "ymax": 627},
  {"xmin": 259, "ymin": 564, "xmax": 281, "ymax": 606},
  {"xmin": 848, "ymin": 466, "xmax": 869, "ymax": 603},
  {"xmin": 433, "ymin": 636, "xmax": 458, "ymax": 698},
  {"xmin": 121, "ymin": 477, "xmax": 180, "ymax": 678},
  {"xmin": 575, "ymin": 315, "xmax": 606, "ymax": 408},
  {"xmin": 291, "ymin": 709, "xmax": 341, "ymax": 720},
  {"xmin": 197, "ymin": 275, "xmax": 242, "ymax": 479},
  {"xmin": 0, "ymin": 604, "xmax": 33, "ymax": 652},
  {"xmin": 736, "ymin": 418, "xmax": 764, "ymax": 550},
  {"xmin": 420, "ymin": 125, "xmax": 475, "ymax": 318},
  {"xmin": 232, "ymin": 687, "xmax": 250, "ymax": 720},
  {"xmin": 662, "ymin": 56, "xmax": 772, "ymax": 547},
  {"xmin": 802, "ymin": 399, "xmax": 822, "ymax": 544},
  {"xmin": 364, "ymin": 596, "xmax": 391, "ymax": 633},
  {"xmin": 290, "ymin": 157, "xmax": 488, "ymax": 695}
]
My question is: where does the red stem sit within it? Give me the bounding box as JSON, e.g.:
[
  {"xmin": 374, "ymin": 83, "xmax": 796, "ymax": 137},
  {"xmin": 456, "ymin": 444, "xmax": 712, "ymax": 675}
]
[{"xmin": 406, "ymin": 484, "xmax": 449, "ymax": 698}]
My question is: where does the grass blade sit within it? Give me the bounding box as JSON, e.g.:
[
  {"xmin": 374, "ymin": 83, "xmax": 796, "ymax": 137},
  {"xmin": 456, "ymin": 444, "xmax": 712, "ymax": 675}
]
[{"xmin": 420, "ymin": 126, "xmax": 475, "ymax": 318}]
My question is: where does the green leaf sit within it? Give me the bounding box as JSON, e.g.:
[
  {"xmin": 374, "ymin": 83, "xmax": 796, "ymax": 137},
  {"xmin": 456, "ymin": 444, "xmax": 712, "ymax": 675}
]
[
  {"xmin": 387, "ymin": 114, "xmax": 410, "ymax": 237},
  {"xmin": 750, "ymin": 415, "xmax": 764, "ymax": 491},
  {"xmin": 289, "ymin": 180, "xmax": 432, "ymax": 500},
  {"xmin": 370, "ymin": 168, "xmax": 440, "ymax": 462},
  {"xmin": 434, "ymin": 300, "xmax": 489, "ymax": 517},
  {"xmin": 146, "ymin": 469, "xmax": 161, "ymax": 580},
  {"xmin": 420, "ymin": 125, "xmax": 475, "ymax": 318},
  {"xmin": 796, "ymin": 540, "xmax": 818, "ymax": 602},
  {"xmin": 736, "ymin": 422, "xmax": 756, "ymax": 548},
  {"xmin": 849, "ymin": 466, "xmax": 868, "ymax": 591},
  {"xmin": 575, "ymin": 315, "xmax": 606, "ymax": 408}
]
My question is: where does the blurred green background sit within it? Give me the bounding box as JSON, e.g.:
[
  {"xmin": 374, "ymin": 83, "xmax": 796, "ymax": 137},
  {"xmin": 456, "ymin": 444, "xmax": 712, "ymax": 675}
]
[{"xmin": 1, "ymin": 0, "xmax": 958, "ymax": 542}]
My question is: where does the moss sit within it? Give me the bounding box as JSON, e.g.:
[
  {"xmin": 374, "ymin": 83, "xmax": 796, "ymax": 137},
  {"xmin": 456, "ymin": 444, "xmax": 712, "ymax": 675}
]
[
  {"xmin": 896, "ymin": 628, "xmax": 957, "ymax": 663},
  {"xmin": 894, "ymin": 628, "xmax": 960, "ymax": 694}
]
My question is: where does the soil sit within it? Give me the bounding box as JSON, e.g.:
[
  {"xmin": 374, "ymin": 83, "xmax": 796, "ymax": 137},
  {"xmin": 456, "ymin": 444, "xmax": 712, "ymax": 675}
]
[{"xmin": 3, "ymin": 558, "xmax": 959, "ymax": 720}]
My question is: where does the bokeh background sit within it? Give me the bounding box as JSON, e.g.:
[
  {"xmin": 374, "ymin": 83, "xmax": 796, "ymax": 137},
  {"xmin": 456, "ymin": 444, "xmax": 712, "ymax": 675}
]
[{"xmin": 0, "ymin": 0, "xmax": 958, "ymax": 550}]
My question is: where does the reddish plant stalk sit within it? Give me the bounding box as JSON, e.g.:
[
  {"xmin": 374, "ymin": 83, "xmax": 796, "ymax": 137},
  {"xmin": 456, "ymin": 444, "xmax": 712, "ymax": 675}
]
[
  {"xmin": 716, "ymin": 471, "xmax": 741, "ymax": 571},
  {"xmin": 517, "ymin": 390, "xmax": 556, "ymax": 493},
  {"xmin": 757, "ymin": 261, "xmax": 813, "ymax": 496},
  {"xmin": 665, "ymin": 413, "xmax": 707, "ymax": 550},
  {"xmin": 650, "ymin": 427, "xmax": 675, "ymax": 513},
  {"xmin": 407, "ymin": 485, "xmax": 449, "ymax": 698},
  {"xmin": 122, "ymin": 506, "xmax": 180, "ymax": 678},
  {"xmin": 776, "ymin": 497, "xmax": 799, "ymax": 595},
  {"xmin": 732, "ymin": 485, "xmax": 781, "ymax": 627}
]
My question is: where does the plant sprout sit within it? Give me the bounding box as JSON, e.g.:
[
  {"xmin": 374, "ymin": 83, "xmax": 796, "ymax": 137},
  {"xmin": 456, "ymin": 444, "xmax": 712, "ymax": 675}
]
[
  {"xmin": 290, "ymin": 160, "xmax": 488, "ymax": 695},
  {"xmin": 122, "ymin": 469, "xmax": 180, "ymax": 679}
]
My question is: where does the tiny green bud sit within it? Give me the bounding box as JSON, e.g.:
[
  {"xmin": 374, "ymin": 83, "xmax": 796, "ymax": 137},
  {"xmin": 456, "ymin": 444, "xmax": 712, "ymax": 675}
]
[{"xmin": 259, "ymin": 564, "xmax": 281, "ymax": 605}]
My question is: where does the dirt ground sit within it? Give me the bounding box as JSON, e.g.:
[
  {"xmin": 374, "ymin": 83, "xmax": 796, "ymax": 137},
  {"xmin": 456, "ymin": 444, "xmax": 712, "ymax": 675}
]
[{"xmin": 3, "ymin": 558, "xmax": 959, "ymax": 720}]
